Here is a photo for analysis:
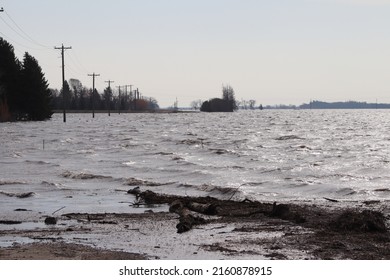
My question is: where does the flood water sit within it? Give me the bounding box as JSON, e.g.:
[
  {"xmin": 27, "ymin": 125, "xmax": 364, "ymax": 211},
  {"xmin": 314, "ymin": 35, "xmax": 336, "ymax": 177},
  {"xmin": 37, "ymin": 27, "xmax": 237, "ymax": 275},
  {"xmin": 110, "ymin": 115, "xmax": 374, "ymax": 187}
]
[{"xmin": 1, "ymin": 110, "xmax": 390, "ymax": 217}]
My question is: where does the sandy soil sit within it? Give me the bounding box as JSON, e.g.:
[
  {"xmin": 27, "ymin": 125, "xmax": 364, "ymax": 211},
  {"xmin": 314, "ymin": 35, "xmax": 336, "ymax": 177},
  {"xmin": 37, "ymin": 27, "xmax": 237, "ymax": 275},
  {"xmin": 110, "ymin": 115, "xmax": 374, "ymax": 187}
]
[
  {"xmin": 1, "ymin": 191, "xmax": 390, "ymax": 260},
  {"xmin": 0, "ymin": 242, "xmax": 145, "ymax": 260}
]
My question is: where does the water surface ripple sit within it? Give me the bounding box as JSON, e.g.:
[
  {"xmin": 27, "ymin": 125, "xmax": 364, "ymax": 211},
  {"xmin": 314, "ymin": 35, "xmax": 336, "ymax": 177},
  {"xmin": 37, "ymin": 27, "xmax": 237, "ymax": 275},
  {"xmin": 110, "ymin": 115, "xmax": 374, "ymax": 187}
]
[{"xmin": 1, "ymin": 110, "xmax": 390, "ymax": 215}]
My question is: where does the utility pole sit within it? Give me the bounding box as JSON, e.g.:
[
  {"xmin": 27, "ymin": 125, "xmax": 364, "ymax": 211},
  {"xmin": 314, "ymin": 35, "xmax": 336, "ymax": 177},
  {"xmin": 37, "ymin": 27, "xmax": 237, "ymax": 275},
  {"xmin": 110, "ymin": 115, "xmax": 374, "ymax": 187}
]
[
  {"xmin": 129, "ymin": 85, "xmax": 134, "ymax": 110},
  {"xmin": 174, "ymin": 97, "xmax": 178, "ymax": 111},
  {"xmin": 124, "ymin": 85, "xmax": 133, "ymax": 111},
  {"xmin": 88, "ymin": 73, "xmax": 100, "ymax": 118},
  {"xmin": 116, "ymin": 86, "xmax": 122, "ymax": 114},
  {"xmin": 134, "ymin": 88, "xmax": 138, "ymax": 111},
  {"xmin": 54, "ymin": 44, "xmax": 72, "ymax": 122},
  {"xmin": 104, "ymin": 80, "xmax": 114, "ymax": 116},
  {"xmin": 105, "ymin": 80, "xmax": 114, "ymax": 89}
]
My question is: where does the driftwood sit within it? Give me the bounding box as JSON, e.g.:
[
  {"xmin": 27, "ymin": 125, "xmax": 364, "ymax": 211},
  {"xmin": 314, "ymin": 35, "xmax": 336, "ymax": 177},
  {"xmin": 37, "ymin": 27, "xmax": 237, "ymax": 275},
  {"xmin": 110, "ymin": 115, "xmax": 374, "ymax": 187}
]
[
  {"xmin": 187, "ymin": 202, "xmax": 218, "ymax": 215},
  {"xmin": 126, "ymin": 188, "xmax": 260, "ymax": 215},
  {"xmin": 324, "ymin": 197, "xmax": 339, "ymax": 203},
  {"xmin": 127, "ymin": 188, "xmax": 273, "ymax": 233},
  {"xmin": 169, "ymin": 200, "xmax": 206, "ymax": 233},
  {"xmin": 269, "ymin": 202, "xmax": 306, "ymax": 224},
  {"xmin": 128, "ymin": 188, "xmax": 222, "ymax": 215},
  {"xmin": 126, "ymin": 188, "xmax": 388, "ymax": 237}
]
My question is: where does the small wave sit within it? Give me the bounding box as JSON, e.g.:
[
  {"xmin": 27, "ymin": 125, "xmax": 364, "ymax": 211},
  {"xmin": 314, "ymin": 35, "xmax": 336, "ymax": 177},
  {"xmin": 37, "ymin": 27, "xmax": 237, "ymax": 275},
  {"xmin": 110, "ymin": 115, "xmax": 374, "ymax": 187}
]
[
  {"xmin": 62, "ymin": 171, "xmax": 113, "ymax": 180},
  {"xmin": 12, "ymin": 152, "xmax": 22, "ymax": 158},
  {"xmin": 155, "ymin": 152, "xmax": 174, "ymax": 156},
  {"xmin": 292, "ymin": 145, "xmax": 312, "ymax": 150},
  {"xmin": 312, "ymin": 173, "xmax": 372, "ymax": 182},
  {"xmin": 209, "ymin": 148, "xmax": 228, "ymax": 155},
  {"xmin": 275, "ymin": 135, "xmax": 304, "ymax": 141},
  {"xmin": 374, "ymin": 188, "xmax": 390, "ymax": 193},
  {"xmin": 290, "ymin": 183, "xmax": 310, "ymax": 188},
  {"xmin": 336, "ymin": 188, "xmax": 357, "ymax": 196},
  {"xmin": 172, "ymin": 156, "xmax": 185, "ymax": 161},
  {"xmin": 0, "ymin": 180, "xmax": 27, "ymax": 186},
  {"xmin": 241, "ymin": 182, "xmax": 265, "ymax": 186},
  {"xmin": 177, "ymin": 139, "xmax": 205, "ymax": 146},
  {"xmin": 179, "ymin": 183, "xmax": 244, "ymax": 199},
  {"xmin": 229, "ymin": 165, "xmax": 245, "ymax": 170},
  {"xmin": 25, "ymin": 160, "xmax": 58, "ymax": 166},
  {"xmin": 76, "ymin": 149, "xmax": 96, "ymax": 154},
  {"xmin": 209, "ymin": 148, "xmax": 239, "ymax": 156},
  {"xmin": 120, "ymin": 143, "xmax": 138, "ymax": 149},
  {"xmin": 174, "ymin": 159, "xmax": 199, "ymax": 167},
  {"xmin": 122, "ymin": 161, "xmax": 136, "ymax": 166},
  {"xmin": 124, "ymin": 177, "xmax": 173, "ymax": 187},
  {"xmin": 199, "ymin": 184, "xmax": 240, "ymax": 195},
  {"xmin": 259, "ymin": 167, "xmax": 283, "ymax": 174},
  {"xmin": 41, "ymin": 181, "xmax": 64, "ymax": 188},
  {"xmin": 0, "ymin": 191, "xmax": 35, "ymax": 198}
]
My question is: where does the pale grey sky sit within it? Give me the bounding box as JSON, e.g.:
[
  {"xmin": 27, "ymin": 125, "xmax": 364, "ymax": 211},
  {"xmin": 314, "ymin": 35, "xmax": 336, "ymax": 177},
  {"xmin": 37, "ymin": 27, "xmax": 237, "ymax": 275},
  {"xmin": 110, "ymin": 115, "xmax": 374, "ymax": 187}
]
[{"xmin": 1, "ymin": 0, "xmax": 390, "ymax": 107}]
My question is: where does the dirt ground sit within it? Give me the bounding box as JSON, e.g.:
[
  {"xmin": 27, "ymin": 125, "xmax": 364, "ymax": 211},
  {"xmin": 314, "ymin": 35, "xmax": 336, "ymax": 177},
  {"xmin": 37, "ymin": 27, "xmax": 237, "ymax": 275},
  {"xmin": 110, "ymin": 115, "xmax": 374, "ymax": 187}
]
[
  {"xmin": 0, "ymin": 242, "xmax": 146, "ymax": 260},
  {"xmin": 1, "ymin": 190, "xmax": 389, "ymax": 260}
]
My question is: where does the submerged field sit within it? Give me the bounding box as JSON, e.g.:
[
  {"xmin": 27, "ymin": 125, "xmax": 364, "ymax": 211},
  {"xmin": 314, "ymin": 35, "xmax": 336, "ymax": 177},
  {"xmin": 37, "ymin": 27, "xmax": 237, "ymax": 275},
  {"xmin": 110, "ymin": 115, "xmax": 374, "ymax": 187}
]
[{"xmin": 1, "ymin": 110, "xmax": 390, "ymax": 259}]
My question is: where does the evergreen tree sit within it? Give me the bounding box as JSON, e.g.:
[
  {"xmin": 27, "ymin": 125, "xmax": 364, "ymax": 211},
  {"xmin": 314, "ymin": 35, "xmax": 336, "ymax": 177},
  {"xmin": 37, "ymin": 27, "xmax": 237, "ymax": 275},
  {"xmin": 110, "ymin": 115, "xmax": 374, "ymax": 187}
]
[
  {"xmin": 103, "ymin": 86, "xmax": 113, "ymax": 111},
  {"xmin": 0, "ymin": 37, "xmax": 22, "ymax": 119},
  {"xmin": 20, "ymin": 52, "xmax": 53, "ymax": 120},
  {"xmin": 61, "ymin": 80, "xmax": 71, "ymax": 110},
  {"xmin": 1, "ymin": 38, "xmax": 53, "ymax": 121}
]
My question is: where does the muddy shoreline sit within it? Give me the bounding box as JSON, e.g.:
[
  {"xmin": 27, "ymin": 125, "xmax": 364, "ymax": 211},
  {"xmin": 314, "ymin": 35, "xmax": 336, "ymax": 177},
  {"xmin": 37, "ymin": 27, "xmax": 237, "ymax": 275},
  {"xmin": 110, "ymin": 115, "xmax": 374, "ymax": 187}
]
[{"xmin": 1, "ymin": 190, "xmax": 389, "ymax": 260}]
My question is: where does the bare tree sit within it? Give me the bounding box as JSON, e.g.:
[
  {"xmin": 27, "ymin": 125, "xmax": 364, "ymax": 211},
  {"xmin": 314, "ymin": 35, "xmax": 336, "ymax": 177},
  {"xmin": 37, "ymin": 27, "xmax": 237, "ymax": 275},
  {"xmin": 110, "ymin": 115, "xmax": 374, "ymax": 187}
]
[
  {"xmin": 222, "ymin": 84, "xmax": 238, "ymax": 111},
  {"xmin": 249, "ymin": 99, "xmax": 256, "ymax": 109},
  {"xmin": 190, "ymin": 99, "xmax": 203, "ymax": 110},
  {"xmin": 240, "ymin": 98, "xmax": 248, "ymax": 110}
]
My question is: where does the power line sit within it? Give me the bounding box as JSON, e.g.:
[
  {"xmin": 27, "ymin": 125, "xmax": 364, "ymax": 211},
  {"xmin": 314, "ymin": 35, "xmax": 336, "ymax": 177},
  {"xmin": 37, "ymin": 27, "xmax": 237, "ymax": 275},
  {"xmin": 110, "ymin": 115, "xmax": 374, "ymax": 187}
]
[
  {"xmin": 3, "ymin": 10, "xmax": 51, "ymax": 49},
  {"xmin": 54, "ymin": 44, "xmax": 72, "ymax": 123},
  {"xmin": 0, "ymin": 10, "xmax": 46, "ymax": 50},
  {"xmin": 65, "ymin": 60, "xmax": 84, "ymax": 78},
  {"xmin": 68, "ymin": 50, "xmax": 90, "ymax": 73},
  {"xmin": 0, "ymin": 28, "xmax": 42, "ymax": 52},
  {"xmin": 0, "ymin": 8, "xmax": 51, "ymax": 59},
  {"xmin": 67, "ymin": 53, "xmax": 84, "ymax": 74}
]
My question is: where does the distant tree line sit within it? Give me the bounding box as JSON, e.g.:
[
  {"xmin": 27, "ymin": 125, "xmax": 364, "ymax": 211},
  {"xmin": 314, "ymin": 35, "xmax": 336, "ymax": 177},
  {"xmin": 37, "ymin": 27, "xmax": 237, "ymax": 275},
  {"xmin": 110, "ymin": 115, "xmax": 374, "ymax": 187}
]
[
  {"xmin": 0, "ymin": 38, "xmax": 52, "ymax": 121},
  {"xmin": 193, "ymin": 98, "xmax": 390, "ymax": 111},
  {"xmin": 190, "ymin": 95, "xmax": 263, "ymax": 112},
  {"xmin": 191, "ymin": 99, "xmax": 263, "ymax": 110},
  {"xmin": 0, "ymin": 38, "xmax": 160, "ymax": 122},
  {"xmin": 50, "ymin": 79, "xmax": 159, "ymax": 112},
  {"xmin": 264, "ymin": 100, "xmax": 390, "ymax": 110},
  {"xmin": 237, "ymin": 99, "xmax": 262, "ymax": 110},
  {"xmin": 264, "ymin": 104, "xmax": 298, "ymax": 109},
  {"xmin": 299, "ymin": 100, "xmax": 390, "ymax": 109}
]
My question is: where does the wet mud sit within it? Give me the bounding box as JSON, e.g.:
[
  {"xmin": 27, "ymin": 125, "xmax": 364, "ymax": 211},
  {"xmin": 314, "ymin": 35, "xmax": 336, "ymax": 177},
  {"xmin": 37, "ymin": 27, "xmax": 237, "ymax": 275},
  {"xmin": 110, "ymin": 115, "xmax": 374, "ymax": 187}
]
[
  {"xmin": 129, "ymin": 189, "xmax": 390, "ymax": 259},
  {"xmin": 1, "ymin": 189, "xmax": 389, "ymax": 260}
]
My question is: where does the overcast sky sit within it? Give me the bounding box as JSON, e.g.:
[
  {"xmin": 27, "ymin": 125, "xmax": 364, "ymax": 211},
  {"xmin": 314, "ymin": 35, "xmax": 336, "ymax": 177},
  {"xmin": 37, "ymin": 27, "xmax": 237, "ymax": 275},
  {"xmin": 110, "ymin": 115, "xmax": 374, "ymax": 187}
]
[{"xmin": 1, "ymin": 0, "xmax": 390, "ymax": 107}]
